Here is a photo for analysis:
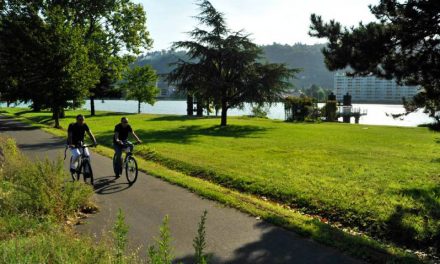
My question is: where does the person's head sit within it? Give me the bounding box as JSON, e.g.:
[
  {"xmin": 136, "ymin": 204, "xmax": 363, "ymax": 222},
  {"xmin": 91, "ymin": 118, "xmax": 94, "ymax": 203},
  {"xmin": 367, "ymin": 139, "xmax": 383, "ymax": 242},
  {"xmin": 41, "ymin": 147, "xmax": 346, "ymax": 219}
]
[
  {"xmin": 76, "ymin": 114, "xmax": 85, "ymax": 125},
  {"xmin": 121, "ymin": 117, "xmax": 129, "ymax": 127}
]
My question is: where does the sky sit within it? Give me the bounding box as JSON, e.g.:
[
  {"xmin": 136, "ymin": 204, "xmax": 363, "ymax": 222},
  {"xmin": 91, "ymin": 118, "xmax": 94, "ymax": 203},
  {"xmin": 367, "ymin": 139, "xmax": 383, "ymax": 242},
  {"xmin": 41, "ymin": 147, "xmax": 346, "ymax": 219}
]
[{"xmin": 135, "ymin": 0, "xmax": 378, "ymax": 51}]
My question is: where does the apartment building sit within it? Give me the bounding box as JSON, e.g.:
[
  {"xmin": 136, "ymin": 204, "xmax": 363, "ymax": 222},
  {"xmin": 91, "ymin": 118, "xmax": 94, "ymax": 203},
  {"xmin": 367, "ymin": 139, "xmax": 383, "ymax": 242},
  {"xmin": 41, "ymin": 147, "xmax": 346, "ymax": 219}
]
[{"xmin": 334, "ymin": 73, "xmax": 419, "ymax": 103}]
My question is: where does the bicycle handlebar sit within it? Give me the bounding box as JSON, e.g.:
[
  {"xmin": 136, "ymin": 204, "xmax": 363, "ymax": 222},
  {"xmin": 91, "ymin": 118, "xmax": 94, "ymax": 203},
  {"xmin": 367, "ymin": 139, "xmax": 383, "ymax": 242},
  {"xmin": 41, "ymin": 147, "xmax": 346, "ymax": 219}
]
[{"xmin": 64, "ymin": 144, "xmax": 97, "ymax": 160}]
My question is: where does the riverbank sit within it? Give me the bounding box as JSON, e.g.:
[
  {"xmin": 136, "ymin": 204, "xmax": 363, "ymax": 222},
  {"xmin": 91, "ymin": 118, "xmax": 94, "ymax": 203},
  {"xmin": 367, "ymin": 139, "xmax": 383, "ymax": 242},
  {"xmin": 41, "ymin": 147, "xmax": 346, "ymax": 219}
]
[
  {"xmin": 2, "ymin": 107, "xmax": 438, "ymax": 262},
  {"xmin": 3, "ymin": 100, "xmax": 434, "ymax": 126}
]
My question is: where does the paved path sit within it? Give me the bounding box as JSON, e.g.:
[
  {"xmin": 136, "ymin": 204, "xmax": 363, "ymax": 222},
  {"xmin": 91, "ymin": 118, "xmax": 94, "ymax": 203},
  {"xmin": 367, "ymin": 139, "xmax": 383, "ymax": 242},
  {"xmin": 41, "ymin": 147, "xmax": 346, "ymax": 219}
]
[{"xmin": 0, "ymin": 115, "xmax": 361, "ymax": 264}]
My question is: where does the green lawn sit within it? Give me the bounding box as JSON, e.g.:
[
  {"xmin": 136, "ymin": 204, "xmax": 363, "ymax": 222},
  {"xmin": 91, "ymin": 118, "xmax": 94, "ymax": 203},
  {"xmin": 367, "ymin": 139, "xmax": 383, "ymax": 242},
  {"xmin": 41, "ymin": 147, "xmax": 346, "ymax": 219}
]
[{"xmin": 3, "ymin": 107, "xmax": 439, "ymax": 254}]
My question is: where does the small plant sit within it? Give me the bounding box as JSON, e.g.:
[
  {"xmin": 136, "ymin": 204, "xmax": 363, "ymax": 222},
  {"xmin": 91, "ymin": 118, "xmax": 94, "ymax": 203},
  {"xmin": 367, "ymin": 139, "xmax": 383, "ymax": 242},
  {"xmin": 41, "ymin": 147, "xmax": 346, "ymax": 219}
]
[
  {"xmin": 113, "ymin": 209, "xmax": 129, "ymax": 264},
  {"xmin": 148, "ymin": 215, "xmax": 173, "ymax": 264},
  {"xmin": 250, "ymin": 104, "xmax": 268, "ymax": 118},
  {"xmin": 193, "ymin": 210, "xmax": 209, "ymax": 264}
]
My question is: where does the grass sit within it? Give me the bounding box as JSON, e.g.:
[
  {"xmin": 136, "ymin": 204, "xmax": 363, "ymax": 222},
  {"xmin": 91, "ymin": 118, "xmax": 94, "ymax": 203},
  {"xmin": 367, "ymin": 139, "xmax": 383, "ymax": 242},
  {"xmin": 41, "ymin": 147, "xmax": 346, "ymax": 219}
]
[{"xmin": 2, "ymin": 107, "xmax": 439, "ymax": 262}]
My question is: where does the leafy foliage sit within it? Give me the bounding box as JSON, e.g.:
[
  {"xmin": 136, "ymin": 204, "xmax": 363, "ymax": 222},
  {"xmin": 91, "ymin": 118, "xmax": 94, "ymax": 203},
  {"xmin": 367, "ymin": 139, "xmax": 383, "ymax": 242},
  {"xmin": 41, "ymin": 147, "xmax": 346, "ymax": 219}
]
[
  {"xmin": 193, "ymin": 210, "xmax": 209, "ymax": 264},
  {"xmin": 0, "ymin": 0, "xmax": 153, "ymax": 117},
  {"xmin": 148, "ymin": 215, "xmax": 173, "ymax": 264},
  {"xmin": 113, "ymin": 209, "xmax": 129, "ymax": 264},
  {"xmin": 121, "ymin": 65, "xmax": 159, "ymax": 113},
  {"xmin": 284, "ymin": 96, "xmax": 317, "ymax": 122}
]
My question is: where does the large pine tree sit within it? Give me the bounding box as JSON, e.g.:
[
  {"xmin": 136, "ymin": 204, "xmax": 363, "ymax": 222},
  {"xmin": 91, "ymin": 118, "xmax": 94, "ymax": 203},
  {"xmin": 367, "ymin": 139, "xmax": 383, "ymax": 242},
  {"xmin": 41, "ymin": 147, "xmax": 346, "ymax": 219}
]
[{"xmin": 168, "ymin": 0, "xmax": 297, "ymax": 126}]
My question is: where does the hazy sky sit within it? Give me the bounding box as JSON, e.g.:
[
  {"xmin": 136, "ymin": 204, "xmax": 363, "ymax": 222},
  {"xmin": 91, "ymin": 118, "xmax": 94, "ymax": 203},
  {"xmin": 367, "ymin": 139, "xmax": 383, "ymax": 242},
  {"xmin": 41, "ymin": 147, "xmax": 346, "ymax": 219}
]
[{"xmin": 135, "ymin": 0, "xmax": 378, "ymax": 51}]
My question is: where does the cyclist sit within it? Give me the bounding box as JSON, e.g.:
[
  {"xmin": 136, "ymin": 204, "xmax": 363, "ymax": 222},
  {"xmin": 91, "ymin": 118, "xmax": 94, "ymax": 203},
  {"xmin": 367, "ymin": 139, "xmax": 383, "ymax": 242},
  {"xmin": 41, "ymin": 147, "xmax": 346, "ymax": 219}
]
[
  {"xmin": 113, "ymin": 117, "xmax": 141, "ymax": 175},
  {"xmin": 67, "ymin": 114, "xmax": 97, "ymax": 174}
]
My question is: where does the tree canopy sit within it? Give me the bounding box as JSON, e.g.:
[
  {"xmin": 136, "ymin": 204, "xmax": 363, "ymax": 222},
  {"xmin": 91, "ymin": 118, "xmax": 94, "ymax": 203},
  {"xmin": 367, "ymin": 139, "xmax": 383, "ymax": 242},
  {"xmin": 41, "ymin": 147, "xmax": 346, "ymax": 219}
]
[
  {"xmin": 121, "ymin": 65, "xmax": 159, "ymax": 114},
  {"xmin": 309, "ymin": 0, "xmax": 440, "ymax": 124},
  {"xmin": 0, "ymin": 0, "xmax": 153, "ymax": 121},
  {"xmin": 0, "ymin": 4, "xmax": 100, "ymax": 127},
  {"xmin": 168, "ymin": 0, "xmax": 298, "ymax": 126}
]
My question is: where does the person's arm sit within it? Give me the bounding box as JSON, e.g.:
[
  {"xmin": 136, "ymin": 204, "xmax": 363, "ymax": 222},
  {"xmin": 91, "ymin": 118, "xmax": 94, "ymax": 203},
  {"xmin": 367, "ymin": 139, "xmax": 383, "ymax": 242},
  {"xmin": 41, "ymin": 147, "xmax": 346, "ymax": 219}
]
[
  {"xmin": 67, "ymin": 124, "xmax": 74, "ymax": 147},
  {"xmin": 131, "ymin": 131, "xmax": 142, "ymax": 143},
  {"xmin": 114, "ymin": 131, "xmax": 122, "ymax": 144},
  {"xmin": 67, "ymin": 131, "xmax": 73, "ymax": 147},
  {"xmin": 86, "ymin": 130, "xmax": 98, "ymax": 146}
]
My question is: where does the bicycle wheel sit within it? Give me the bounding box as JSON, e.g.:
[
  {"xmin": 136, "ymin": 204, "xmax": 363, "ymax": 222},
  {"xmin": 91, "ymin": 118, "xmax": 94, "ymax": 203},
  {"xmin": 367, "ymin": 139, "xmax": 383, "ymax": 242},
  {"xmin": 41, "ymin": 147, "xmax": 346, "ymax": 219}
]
[
  {"xmin": 125, "ymin": 156, "xmax": 138, "ymax": 184},
  {"xmin": 112, "ymin": 154, "xmax": 120, "ymax": 177},
  {"xmin": 70, "ymin": 157, "xmax": 80, "ymax": 181},
  {"xmin": 82, "ymin": 160, "xmax": 94, "ymax": 185}
]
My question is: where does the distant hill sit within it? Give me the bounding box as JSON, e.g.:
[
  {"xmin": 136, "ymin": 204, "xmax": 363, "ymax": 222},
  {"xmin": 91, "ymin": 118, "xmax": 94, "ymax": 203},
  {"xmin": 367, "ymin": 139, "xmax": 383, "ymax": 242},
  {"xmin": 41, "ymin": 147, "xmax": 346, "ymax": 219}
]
[
  {"xmin": 261, "ymin": 43, "xmax": 335, "ymax": 90},
  {"xmin": 135, "ymin": 43, "xmax": 336, "ymax": 90}
]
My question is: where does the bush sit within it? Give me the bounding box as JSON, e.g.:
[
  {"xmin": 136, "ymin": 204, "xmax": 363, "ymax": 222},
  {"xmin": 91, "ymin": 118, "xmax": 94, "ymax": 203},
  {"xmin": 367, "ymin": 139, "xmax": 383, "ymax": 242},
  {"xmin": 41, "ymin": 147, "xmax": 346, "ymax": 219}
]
[
  {"xmin": 0, "ymin": 136, "xmax": 93, "ymax": 222},
  {"xmin": 284, "ymin": 96, "xmax": 317, "ymax": 122}
]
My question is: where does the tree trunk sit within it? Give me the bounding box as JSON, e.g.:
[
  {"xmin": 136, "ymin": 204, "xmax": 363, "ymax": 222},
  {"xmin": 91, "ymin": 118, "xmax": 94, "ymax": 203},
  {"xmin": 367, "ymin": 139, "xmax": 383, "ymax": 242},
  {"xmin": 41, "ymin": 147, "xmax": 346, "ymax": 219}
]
[
  {"xmin": 6, "ymin": 101, "xmax": 10, "ymax": 107},
  {"xmin": 138, "ymin": 100, "xmax": 141, "ymax": 114},
  {"xmin": 187, "ymin": 94, "xmax": 193, "ymax": 116},
  {"xmin": 32, "ymin": 101, "xmax": 41, "ymax": 112},
  {"xmin": 90, "ymin": 96, "xmax": 95, "ymax": 116},
  {"xmin": 220, "ymin": 99, "xmax": 228, "ymax": 126},
  {"xmin": 53, "ymin": 107, "xmax": 60, "ymax": 128},
  {"xmin": 196, "ymin": 98, "xmax": 203, "ymax": 117}
]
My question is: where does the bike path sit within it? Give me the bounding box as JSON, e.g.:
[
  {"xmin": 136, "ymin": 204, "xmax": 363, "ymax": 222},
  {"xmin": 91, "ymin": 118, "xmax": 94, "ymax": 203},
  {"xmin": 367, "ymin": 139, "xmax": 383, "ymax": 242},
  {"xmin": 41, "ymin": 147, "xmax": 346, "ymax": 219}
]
[{"xmin": 0, "ymin": 115, "xmax": 361, "ymax": 264}]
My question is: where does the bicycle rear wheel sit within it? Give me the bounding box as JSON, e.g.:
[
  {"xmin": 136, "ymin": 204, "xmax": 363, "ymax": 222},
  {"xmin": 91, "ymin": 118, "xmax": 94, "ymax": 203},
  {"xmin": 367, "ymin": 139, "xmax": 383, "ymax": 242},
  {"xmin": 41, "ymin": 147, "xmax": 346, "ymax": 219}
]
[
  {"xmin": 125, "ymin": 156, "xmax": 138, "ymax": 184},
  {"xmin": 82, "ymin": 160, "xmax": 94, "ymax": 185}
]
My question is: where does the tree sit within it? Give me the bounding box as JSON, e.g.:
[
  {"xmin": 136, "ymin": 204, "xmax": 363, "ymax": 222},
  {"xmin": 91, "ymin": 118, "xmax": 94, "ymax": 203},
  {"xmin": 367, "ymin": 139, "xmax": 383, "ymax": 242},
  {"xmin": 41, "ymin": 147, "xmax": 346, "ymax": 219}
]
[
  {"xmin": 121, "ymin": 65, "xmax": 159, "ymax": 114},
  {"xmin": 54, "ymin": 0, "xmax": 153, "ymax": 116},
  {"xmin": 0, "ymin": 0, "xmax": 153, "ymax": 116},
  {"xmin": 169, "ymin": 0, "xmax": 298, "ymax": 126},
  {"xmin": 309, "ymin": 0, "xmax": 440, "ymax": 125},
  {"xmin": 0, "ymin": 4, "xmax": 100, "ymax": 127}
]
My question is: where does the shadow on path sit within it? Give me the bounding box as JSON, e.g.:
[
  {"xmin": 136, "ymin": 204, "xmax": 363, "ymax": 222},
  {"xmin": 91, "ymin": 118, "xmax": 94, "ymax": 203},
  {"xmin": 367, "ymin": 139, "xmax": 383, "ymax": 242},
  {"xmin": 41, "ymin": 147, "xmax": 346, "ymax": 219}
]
[
  {"xmin": 175, "ymin": 221, "xmax": 360, "ymax": 264},
  {"xmin": 94, "ymin": 176, "xmax": 133, "ymax": 194}
]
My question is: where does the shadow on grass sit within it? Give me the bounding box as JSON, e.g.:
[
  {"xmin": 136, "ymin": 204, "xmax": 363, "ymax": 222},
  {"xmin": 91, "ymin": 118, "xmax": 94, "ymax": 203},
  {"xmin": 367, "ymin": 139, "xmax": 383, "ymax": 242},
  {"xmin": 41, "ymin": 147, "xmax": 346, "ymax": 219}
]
[
  {"xmin": 138, "ymin": 124, "xmax": 268, "ymax": 144},
  {"xmin": 385, "ymin": 186, "xmax": 440, "ymax": 253},
  {"xmin": 97, "ymin": 124, "xmax": 269, "ymax": 145},
  {"xmin": 90, "ymin": 111, "xmax": 136, "ymax": 118},
  {"xmin": 148, "ymin": 115, "xmax": 220, "ymax": 122}
]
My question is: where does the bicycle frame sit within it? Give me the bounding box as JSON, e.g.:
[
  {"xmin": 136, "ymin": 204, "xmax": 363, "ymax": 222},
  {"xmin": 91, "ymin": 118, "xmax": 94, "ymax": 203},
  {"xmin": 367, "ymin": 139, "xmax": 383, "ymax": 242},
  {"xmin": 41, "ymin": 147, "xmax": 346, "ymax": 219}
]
[{"xmin": 65, "ymin": 142, "xmax": 95, "ymax": 184}]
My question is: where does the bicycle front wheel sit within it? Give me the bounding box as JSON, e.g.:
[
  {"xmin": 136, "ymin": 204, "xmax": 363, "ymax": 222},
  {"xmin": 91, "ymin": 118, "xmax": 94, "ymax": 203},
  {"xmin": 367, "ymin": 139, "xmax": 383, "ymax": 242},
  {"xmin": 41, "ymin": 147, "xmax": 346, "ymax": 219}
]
[
  {"xmin": 82, "ymin": 160, "xmax": 94, "ymax": 186},
  {"xmin": 70, "ymin": 156, "xmax": 80, "ymax": 181},
  {"xmin": 125, "ymin": 156, "xmax": 138, "ymax": 184}
]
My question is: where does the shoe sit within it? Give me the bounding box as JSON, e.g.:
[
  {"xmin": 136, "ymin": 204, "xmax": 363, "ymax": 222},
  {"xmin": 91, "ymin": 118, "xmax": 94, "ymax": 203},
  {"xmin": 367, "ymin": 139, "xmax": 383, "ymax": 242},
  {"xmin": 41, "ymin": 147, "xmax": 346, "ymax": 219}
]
[{"xmin": 70, "ymin": 168, "xmax": 76, "ymax": 174}]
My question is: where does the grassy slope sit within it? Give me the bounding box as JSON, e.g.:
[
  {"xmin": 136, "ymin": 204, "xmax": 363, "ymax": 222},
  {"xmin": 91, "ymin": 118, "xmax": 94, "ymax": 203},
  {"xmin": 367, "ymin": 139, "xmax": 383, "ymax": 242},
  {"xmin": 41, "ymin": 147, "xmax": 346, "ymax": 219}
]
[{"xmin": 3, "ymin": 107, "xmax": 438, "ymax": 262}]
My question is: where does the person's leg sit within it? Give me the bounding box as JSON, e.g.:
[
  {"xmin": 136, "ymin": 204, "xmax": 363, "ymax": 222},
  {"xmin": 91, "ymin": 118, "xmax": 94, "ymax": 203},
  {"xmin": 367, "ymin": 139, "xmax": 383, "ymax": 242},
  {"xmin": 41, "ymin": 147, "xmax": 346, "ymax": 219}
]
[
  {"xmin": 83, "ymin": 147, "xmax": 90, "ymax": 157},
  {"xmin": 70, "ymin": 148, "xmax": 81, "ymax": 172},
  {"xmin": 114, "ymin": 144, "xmax": 123, "ymax": 174}
]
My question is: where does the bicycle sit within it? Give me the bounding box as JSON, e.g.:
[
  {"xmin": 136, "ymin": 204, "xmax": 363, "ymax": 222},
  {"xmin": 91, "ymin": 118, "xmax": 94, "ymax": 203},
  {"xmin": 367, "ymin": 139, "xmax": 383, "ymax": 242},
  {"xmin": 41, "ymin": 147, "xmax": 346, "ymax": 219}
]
[
  {"xmin": 112, "ymin": 141, "xmax": 138, "ymax": 184},
  {"xmin": 64, "ymin": 142, "xmax": 96, "ymax": 185}
]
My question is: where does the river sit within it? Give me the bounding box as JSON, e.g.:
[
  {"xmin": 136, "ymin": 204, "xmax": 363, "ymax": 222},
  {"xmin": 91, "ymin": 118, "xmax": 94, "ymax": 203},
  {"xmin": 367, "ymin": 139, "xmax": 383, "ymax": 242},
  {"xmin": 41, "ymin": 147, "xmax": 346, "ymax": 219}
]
[{"xmin": 4, "ymin": 100, "xmax": 435, "ymax": 127}]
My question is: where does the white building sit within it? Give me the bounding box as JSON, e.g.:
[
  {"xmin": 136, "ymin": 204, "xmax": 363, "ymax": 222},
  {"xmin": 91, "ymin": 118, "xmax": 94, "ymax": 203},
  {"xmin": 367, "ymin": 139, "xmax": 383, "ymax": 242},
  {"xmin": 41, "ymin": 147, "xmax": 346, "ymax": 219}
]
[{"xmin": 334, "ymin": 73, "xmax": 419, "ymax": 103}]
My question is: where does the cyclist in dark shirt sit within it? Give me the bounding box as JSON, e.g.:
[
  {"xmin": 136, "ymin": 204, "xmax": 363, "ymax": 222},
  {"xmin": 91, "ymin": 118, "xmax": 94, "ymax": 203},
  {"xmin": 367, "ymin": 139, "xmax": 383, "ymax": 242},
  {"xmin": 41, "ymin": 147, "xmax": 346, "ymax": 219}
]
[
  {"xmin": 67, "ymin": 114, "xmax": 97, "ymax": 173},
  {"xmin": 114, "ymin": 117, "xmax": 141, "ymax": 176}
]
